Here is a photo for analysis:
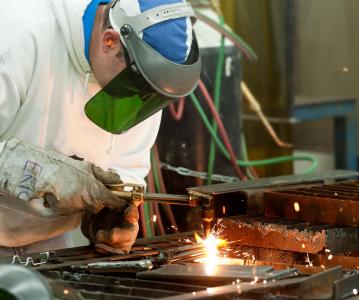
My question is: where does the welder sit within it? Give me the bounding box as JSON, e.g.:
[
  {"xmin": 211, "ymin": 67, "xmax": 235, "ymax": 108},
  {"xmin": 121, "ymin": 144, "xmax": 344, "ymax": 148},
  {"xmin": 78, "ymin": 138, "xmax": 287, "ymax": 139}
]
[{"xmin": 0, "ymin": 0, "xmax": 200, "ymax": 256}]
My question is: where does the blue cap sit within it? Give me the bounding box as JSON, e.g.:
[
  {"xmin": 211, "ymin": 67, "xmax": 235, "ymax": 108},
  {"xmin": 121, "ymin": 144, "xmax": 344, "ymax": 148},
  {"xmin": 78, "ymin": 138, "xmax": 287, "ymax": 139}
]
[
  {"xmin": 138, "ymin": 0, "xmax": 191, "ymax": 64},
  {"xmin": 83, "ymin": 0, "xmax": 192, "ymax": 65}
]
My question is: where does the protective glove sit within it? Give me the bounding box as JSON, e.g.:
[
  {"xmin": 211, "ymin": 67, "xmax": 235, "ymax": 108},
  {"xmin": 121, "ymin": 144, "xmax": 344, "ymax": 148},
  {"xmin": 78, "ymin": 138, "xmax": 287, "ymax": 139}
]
[
  {"xmin": 81, "ymin": 205, "xmax": 139, "ymax": 254},
  {"xmin": 0, "ymin": 139, "xmax": 127, "ymax": 216}
]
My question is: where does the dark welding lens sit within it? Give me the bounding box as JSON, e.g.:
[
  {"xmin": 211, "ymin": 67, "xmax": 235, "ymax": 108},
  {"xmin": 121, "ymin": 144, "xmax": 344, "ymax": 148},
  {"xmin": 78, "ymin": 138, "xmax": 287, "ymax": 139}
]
[{"xmin": 84, "ymin": 67, "xmax": 173, "ymax": 134}]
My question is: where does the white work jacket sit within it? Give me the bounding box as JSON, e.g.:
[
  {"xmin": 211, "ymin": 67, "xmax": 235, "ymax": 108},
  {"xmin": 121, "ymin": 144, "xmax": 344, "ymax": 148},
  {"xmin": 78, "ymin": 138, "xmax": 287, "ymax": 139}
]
[{"xmin": 0, "ymin": 0, "xmax": 161, "ymax": 247}]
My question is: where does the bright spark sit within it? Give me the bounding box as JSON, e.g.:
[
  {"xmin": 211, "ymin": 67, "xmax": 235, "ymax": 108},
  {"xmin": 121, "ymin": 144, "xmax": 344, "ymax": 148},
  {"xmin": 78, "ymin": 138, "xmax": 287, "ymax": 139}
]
[
  {"xmin": 195, "ymin": 232, "xmax": 227, "ymax": 275},
  {"xmin": 328, "ymin": 254, "xmax": 333, "ymax": 260},
  {"xmin": 353, "ymin": 289, "xmax": 358, "ymax": 295},
  {"xmin": 293, "ymin": 202, "xmax": 300, "ymax": 212},
  {"xmin": 153, "ymin": 215, "xmax": 157, "ymax": 223}
]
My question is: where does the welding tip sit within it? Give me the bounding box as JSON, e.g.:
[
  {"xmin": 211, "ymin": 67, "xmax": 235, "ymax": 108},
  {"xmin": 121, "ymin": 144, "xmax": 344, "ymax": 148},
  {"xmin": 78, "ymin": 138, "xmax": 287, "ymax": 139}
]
[{"xmin": 203, "ymin": 219, "xmax": 213, "ymax": 237}]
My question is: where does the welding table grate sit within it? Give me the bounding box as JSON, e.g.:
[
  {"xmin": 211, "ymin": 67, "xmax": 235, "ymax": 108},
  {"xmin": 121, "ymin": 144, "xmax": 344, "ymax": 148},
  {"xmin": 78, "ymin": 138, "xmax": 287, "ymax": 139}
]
[{"xmin": 264, "ymin": 180, "xmax": 359, "ymax": 227}]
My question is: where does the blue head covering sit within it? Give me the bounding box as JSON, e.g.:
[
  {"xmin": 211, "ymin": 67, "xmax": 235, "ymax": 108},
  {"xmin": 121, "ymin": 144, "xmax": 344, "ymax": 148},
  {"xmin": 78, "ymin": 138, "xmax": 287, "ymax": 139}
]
[
  {"xmin": 83, "ymin": 0, "xmax": 111, "ymax": 63},
  {"xmin": 83, "ymin": 0, "xmax": 191, "ymax": 65}
]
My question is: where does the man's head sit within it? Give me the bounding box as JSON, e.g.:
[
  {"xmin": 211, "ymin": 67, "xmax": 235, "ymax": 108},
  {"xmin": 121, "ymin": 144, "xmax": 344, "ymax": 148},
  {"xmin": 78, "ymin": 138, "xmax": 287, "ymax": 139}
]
[
  {"xmin": 89, "ymin": 3, "xmax": 125, "ymax": 88},
  {"xmin": 85, "ymin": 0, "xmax": 201, "ymax": 133}
]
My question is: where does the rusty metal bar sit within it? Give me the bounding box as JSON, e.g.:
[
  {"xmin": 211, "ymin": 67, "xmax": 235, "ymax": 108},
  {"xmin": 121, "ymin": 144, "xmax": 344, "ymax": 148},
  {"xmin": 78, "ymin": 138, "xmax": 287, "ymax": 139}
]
[{"xmin": 219, "ymin": 216, "xmax": 359, "ymax": 254}]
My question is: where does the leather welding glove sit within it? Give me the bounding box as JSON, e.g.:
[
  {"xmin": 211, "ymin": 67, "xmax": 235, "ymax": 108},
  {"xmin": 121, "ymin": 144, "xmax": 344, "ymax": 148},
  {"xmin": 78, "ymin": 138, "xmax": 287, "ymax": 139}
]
[
  {"xmin": 0, "ymin": 139, "xmax": 127, "ymax": 216},
  {"xmin": 81, "ymin": 205, "xmax": 139, "ymax": 253}
]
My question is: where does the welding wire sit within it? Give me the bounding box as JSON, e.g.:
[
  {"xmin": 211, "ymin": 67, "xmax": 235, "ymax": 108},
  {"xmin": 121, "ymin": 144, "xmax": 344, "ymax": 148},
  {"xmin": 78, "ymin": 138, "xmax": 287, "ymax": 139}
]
[
  {"xmin": 168, "ymin": 97, "xmax": 185, "ymax": 121},
  {"xmin": 197, "ymin": 80, "xmax": 246, "ymax": 180},
  {"xmin": 152, "ymin": 145, "xmax": 177, "ymax": 229}
]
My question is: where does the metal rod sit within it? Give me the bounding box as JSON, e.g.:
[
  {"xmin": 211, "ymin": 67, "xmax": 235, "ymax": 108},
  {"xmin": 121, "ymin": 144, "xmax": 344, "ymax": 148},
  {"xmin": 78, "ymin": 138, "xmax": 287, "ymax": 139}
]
[
  {"xmin": 143, "ymin": 193, "xmax": 192, "ymax": 206},
  {"xmin": 111, "ymin": 191, "xmax": 192, "ymax": 206}
]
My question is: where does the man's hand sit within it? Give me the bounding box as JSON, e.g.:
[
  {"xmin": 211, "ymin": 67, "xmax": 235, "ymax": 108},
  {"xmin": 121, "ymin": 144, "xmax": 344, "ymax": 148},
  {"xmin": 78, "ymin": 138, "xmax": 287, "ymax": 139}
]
[
  {"xmin": 0, "ymin": 139, "xmax": 127, "ymax": 215},
  {"xmin": 81, "ymin": 206, "xmax": 139, "ymax": 253}
]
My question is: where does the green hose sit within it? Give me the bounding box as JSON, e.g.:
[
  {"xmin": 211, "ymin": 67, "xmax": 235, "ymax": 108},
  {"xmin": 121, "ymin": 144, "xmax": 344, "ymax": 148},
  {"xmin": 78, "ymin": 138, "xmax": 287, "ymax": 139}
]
[
  {"xmin": 151, "ymin": 150, "xmax": 161, "ymax": 192},
  {"xmin": 207, "ymin": 15, "xmax": 226, "ymax": 184},
  {"xmin": 143, "ymin": 202, "xmax": 153, "ymax": 237},
  {"xmin": 190, "ymin": 93, "xmax": 318, "ymax": 174}
]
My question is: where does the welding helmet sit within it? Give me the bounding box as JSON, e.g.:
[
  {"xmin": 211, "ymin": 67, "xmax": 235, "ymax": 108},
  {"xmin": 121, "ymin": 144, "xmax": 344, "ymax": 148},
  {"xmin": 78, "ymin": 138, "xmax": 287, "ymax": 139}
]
[{"xmin": 85, "ymin": 0, "xmax": 201, "ymax": 134}]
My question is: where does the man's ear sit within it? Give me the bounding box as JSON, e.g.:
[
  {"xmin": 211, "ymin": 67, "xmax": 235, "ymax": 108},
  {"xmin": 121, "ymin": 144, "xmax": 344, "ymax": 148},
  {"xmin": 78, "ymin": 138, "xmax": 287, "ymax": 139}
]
[{"xmin": 102, "ymin": 29, "xmax": 121, "ymax": 53}]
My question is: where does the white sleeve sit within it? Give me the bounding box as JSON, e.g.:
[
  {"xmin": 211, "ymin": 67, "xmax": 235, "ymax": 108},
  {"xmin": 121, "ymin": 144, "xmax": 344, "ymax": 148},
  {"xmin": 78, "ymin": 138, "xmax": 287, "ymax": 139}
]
[
  {"xmin": 107, "ymin": 111, "xmax": 163, "ymax": 187},
  {"xmin": 0, "ymin": 54, "xmax": 21, "ymax": 138}
]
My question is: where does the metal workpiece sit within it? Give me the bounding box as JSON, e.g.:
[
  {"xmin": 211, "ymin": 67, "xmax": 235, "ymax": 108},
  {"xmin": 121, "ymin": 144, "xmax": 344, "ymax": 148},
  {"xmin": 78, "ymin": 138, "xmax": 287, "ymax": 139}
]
[
  {"xmin": 137, "ymin": 263, "xmax": 297, "ymax": 284},
  {"xmin": 85, "ymin": 260, "xmax": 154, "ymax": 273},
  {"xmin": 264, "ymin": 180, "xmax": 359, "ymax": 226},
  {"xmin": 155, "ymin": 243, "xmax": 206, "ymax": 264},
  {"xmin": 219, "ymin": 215, "xmax": 359, "ymax": 254},
  {"xmin": 187, "ymin": 170, "xmax": 359, "ymax": 219},
  {"xmin": 189, "ymin": 170, "xmax": 359, "ymax": 195}
]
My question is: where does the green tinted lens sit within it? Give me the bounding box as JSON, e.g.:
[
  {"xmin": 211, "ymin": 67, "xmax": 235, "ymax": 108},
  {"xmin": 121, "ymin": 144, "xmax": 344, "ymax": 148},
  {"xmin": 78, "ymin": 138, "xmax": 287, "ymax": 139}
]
[{"xmin": 85, "ymin": 67, "xmax": 173, "ymax": 133}]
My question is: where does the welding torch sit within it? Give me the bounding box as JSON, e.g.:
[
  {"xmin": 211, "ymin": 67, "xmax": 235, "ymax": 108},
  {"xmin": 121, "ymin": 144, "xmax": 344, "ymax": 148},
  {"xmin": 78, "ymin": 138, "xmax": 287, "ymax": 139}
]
[{"xmin": 106, "ymin": 183, "xmax": 215, "ymax": 235}]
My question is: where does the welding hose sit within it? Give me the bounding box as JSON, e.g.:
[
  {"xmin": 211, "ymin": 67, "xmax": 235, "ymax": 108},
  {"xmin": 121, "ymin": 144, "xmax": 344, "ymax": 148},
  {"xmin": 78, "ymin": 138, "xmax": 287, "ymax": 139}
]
[
  {"xmin": 206, "ymin": 15, "xmax": 226, "ymax": 184},
  {"xmin": 139, "ymin": 205, "xmax": 147, "ymax": 238},
  {"xmin": 167, "ymin": 10, "xmax": 257, "ymax": 123},
  {"xmin": 198, "ymin": 80, "xmax": 247, "ymax": 180},
  {"xmin": 153, "ymin": 203, "xmax": 166, "ymax": 235},
  {"xmin": 146, "ymin": 171, "xmax": 157, "ymax": 236},
  {"xmin": 190, "ymin": 91, "xmax": 318, "ymax": 173},
  {"xmin": 240, "ymin": 133, "xmax": 257, "ymax": 180},
  {"xmin": 152, "ymin": 145, "xmax": 178, "ymax": 229},
  {"xmin": 150, "ymin": 147, "xmax": 177, "ymax": 234},
  {"xmin": 145, "ymin": 148, "xmax": 178, "ymax": 238},
  {"xmin": 168, "ymin": 97, "xmax": 185, "ymax": 121},
  {"xmin": 194, "ymin": 9, "xmax": 258, "ymax": 61},
  {"xmin": 145, "ymin": 171, "xmax": 155, "ymax": 237},
  {"xmin": 148, "ymin": 173, "xmax": 166, "ymax": 236}
]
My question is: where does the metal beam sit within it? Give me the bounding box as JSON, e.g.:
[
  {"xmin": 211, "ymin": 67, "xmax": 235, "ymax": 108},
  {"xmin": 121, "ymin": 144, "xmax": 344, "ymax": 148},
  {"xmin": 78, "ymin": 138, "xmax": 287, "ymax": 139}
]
[{"xmin": 219, "ymin": 215, "xmax": 359, "ymax": 254}]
